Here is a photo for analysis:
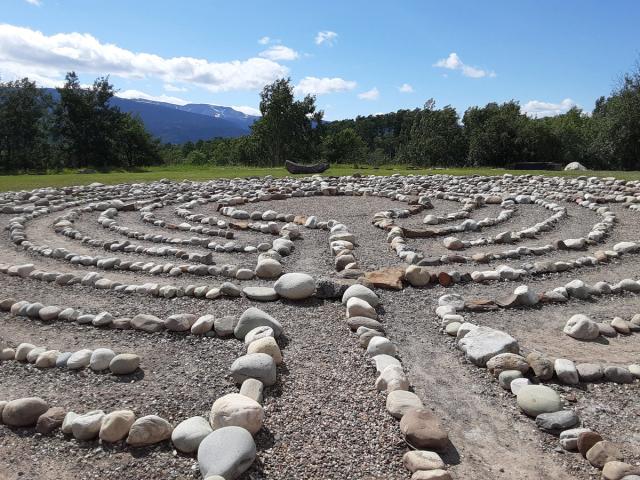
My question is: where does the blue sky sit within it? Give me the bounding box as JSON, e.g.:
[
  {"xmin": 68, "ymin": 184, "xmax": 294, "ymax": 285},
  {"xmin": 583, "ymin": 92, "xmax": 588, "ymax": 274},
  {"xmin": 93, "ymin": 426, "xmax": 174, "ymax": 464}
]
[{"xmin": 1, "ymin": 0, "xmax": 639, "ymax": 119}]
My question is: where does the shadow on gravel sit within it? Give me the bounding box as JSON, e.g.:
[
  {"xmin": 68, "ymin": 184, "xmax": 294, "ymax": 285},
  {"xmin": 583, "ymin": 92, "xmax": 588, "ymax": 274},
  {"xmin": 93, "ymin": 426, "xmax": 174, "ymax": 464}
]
[
  {"xmin": 111, "ymin": 368, "xmax": 145, "ymax": 383},
  {"xmin": 439, "ymin": 438, "xmax": 462, "ymax": 466}
]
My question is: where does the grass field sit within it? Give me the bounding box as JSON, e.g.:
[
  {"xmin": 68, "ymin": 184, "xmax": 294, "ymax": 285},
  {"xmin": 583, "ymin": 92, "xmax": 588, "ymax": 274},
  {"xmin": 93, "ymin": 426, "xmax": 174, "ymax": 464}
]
[{"xmin": 1, "ymin": 164, "xmax": 639, "ymax": 192}]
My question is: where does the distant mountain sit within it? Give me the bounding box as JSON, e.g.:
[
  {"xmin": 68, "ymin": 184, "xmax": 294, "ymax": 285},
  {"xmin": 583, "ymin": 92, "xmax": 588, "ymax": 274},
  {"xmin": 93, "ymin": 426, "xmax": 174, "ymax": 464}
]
[{"xmin": 44, "ymin": 89, "xmax": 259, "ymax": 144}]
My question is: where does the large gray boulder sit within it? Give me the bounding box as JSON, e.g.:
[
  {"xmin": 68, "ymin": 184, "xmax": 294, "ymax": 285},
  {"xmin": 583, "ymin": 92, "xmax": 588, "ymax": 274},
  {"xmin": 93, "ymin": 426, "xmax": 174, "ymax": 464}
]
[
  {"xmin": 229, "ymin": 353, "xmax": 276, "ymax": 386},
  {"xmin": 198, "ymin": 426, "xmax": 256, "ymax": 479},
  {"xmin": 234, "ymin": 307, "xmax": 282, "ymax": 339}
]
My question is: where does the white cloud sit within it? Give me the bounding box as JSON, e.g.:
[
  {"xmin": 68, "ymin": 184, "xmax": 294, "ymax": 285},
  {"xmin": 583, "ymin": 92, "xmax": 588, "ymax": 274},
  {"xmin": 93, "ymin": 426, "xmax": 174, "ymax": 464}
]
[
  {"xmin": 358, "ymin": 87, "xmax": 379, "ymax": 100},
  {"xmin": 295, "ymin": 76, "xmax": 356, "ymax": 96},
  {"xmin": 398, "ymin": 83, "xmax": 413, "ymax": 93},
  {"xmin": 522, "ymin": 98, "xmax": 578, "ymax": 118},
  {"xmin": 25, "ymin": 0, "xmax": 42, "ymax": 5},
  {"xmin": 315, "ymin": 31, "xmax": 338, "ymax": 46},
  {"xmin": 116, "ymin": 89, "xmax": 189, "ymax": 106},
  {"xmin": 259, "ymin": 45, "xmax": 299, "ymax": 61},
  {"xmin": 0, "ymin": 24, "xmax": 288, "ymax": 93},
  {"xmin": 434, "ymin": 52, "xmax": 495, "ymax": 79},
  {"xmin": 231, "ymin": 105, "xmax": 261, "ymax": 116},
  {"xmin": 258, "ymin": 36, "xmax": 270, "ymax": 45},
  {"xmin": 164, "ymin": 83, "xmax": 187, "ymax": 92}
]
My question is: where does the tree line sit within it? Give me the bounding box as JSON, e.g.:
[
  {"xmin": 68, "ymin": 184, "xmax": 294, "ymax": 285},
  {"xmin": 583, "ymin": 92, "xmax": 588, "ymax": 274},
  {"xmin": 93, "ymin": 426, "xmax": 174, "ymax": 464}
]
[
  {"xmin": 0, "ymin": 72, "xmax": 161, "ymax": 173},
  {"xmin": 2, "ymin": 62, "xmax": 640, "ymax": 173},
  {"xmin": 166, "ymin": 63, "xmax": 640, "ymax": 171}
]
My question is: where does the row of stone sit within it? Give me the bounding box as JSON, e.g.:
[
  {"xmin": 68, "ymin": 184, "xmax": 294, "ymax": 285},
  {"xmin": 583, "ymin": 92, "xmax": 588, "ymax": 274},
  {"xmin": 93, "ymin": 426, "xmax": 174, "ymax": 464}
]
[
  {"xmin": 341, "ymin": 283, "xmax": 453, "ymax": 480},
  {"xmin": 435, "ymin": 294, "xmax": 640, "ymax": 478},
  {"xmin": 0, "ymin": 262, "xmax": 319, "ymax": 306},
  {"xmin": 564, "ymin": 313, "xmax": 640, "ymax": 340},
  {"xmin": 0, "ymin": 340, "xmax": 139, "ymax": 375},
  {"xmin": 197, "ymin": 305, "xmax": 290, "ymax": 479}
]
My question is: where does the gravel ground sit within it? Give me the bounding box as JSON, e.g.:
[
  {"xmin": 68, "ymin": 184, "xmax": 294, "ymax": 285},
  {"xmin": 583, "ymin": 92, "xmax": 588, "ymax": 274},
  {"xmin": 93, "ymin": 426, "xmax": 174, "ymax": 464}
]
[{"xmin": 1, "ymin": 181, "xmax": 639, "ymax": 480}]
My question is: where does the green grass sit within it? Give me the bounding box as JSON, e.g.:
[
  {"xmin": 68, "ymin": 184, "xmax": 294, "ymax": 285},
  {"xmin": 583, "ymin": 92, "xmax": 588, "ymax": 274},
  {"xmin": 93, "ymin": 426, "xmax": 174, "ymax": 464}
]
[{"xmin": 1, "ymin": 164, "xmax": 639, "ymax": 192}]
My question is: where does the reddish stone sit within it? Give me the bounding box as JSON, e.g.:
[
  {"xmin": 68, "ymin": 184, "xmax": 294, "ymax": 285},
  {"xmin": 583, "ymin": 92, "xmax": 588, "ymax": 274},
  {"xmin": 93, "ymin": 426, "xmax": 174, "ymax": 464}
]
[
  {"xmin": 437, "ymin": 272, "xmax": 453, "ymax": 287},
  {"xmin": 577, "ymin": 431, "xmax": 603, "ymax": 458},
  {"xmin": 364, "ymin": 268, "xmax": 405, "ymax": 290},
  {"xmin": 464, "ymin": 299, "xmax": 498, "ymax": 312}
]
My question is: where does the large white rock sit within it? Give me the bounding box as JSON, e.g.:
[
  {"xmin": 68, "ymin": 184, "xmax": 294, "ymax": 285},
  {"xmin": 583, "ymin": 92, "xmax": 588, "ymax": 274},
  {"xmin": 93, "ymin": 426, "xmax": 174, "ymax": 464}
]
[
  {"xmin": 71, "ymin": 410, "xmax": 105, "ymax": 440},
  {"xmin": 563, "ymin": 314, "xmax": 600, "ymax": 340},
  {"xmin": 341, "ymin": 284, "xmax": 380, "ymax": 307},
  {"xmin": 99, "ymin": 410, "xmax": 136, "ymax": 442},
  {"xmin": 346, "ymin": 296, "xmax": 377, "ymax": 319},
  {"xmin": 198, "ymin": 426, "xmax": 256, "ymax": 479},
  {"xmin": 209, "ymin": 393, "xmax": 264, "ymax": 435},
  {"xmin": 89, "ymin": 348, "xmax": 116, "ymax": 371},
  {"xmin": 273, "ymin": 273, "xmax": 315, "ymax": 300},
  {"xmin": 126, "ymin": 415, "xmax": 173, "ymax": 446},
  {"xmin": 564, "ymin": 162, "xmax": 588, "ymax": 171},
  {"xmin": 458, "ymin": 326, "xmax": 519, "ymax": 366},
  {"xmin": 67, "ymin": 349, "xmax": 93, "ymax": 370}
]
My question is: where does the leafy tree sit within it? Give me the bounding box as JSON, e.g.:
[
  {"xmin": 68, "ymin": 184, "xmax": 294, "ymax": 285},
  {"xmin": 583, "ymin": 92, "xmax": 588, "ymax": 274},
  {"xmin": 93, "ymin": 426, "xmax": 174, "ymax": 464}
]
[
  {"xmin": 0, "ymin": 78, "xmax": 51, "ymax": 172},
  {"xmin": 463, "ymin": 101, "xmax": 526, "ymax": 167},
  {"xmin": 117, "ymin": 114, "xmax": 162, "ymax": 167},
  {"xmin": 322, "ymin": 128, "xmax": 367, "ymax": 164},
  {"xmin": 251, "ymin": 78, "xmax": 321, "ymax": 166},
  {"xmin": 590, "ymin": 63, "xmax": 640, "ymax": 170},
  {"xmin": 399, "ymin": 101, "xmax": 467, "ymax": 166}
]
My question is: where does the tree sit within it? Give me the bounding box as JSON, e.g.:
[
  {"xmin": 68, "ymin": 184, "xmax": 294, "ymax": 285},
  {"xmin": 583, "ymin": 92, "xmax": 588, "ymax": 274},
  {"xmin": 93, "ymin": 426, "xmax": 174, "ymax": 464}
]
[
  {"xmin": 322, "ymin": 128, "xmax": 367, "ymax": 164},
  {"xmin": 463, "ymin": 101, "xmax": 525, "ymax": 167},
  {"xmin": 399, "ymin": 101, "xmax": 467, "ymax": 167},
  {"xmin": 251, "ymin": 78, "xmax": 321, "ymax": 166},
  {"xmin": 53, "ymin": 72, "xmax": 121, "ymax": 170},
  {"xmin": 589, "ymin": 62, "xmax": 640, "ymax": 170},
  {"xmin": 0, "ymin": 78, "xmax": 51, "ymax": 172},
  {"xmin": 117, "ymin": 114, "xmax": 162, "ymax": 167}
]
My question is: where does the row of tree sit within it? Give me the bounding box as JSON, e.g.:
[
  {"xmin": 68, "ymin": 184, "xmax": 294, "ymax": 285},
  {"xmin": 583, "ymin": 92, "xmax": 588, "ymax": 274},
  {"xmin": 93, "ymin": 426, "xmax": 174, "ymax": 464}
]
[
  {"xmin": 0, "ymin": 72, "xmax": 161, "ymax": 173},
  {"xmin": 164, "ymin": 63, "xmax": 640, "ymax": 171},
  {"xmin": 2, "ymin": 62, "xmax": 640, "ymax": 172}
]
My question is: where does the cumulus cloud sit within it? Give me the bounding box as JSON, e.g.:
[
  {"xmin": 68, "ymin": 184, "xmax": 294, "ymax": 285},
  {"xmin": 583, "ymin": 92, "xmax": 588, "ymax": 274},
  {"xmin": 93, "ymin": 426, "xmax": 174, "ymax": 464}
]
[
  {"xmin": 358, "ymin": 87, "xmax": 379, "ymax": 100},
  {"xmin": 433, "ymin": 52, "xmax": 495, "ymax": 78},
  {"xmin": 259, "ymin": 45, "xmax": 299, "ymax": 61},
  {"xmin": 231, "ymin": 105, "xmax": 261, "ymax": 116},
  {"xmin": 522, "ymin": 98, "xmax": 578, "ymax": 118},
  {"xmin": 116, "ymin": 89, "xmax": 189, "ymax": 106},
  {"xmin": 315, "ymin": 31, "xmax": 338, "ymax": 46},
  {"xmin": 258, "ymin": 36, "xmax": 270, "ymax": 45},
  {"xmin": 398, "ymin": 83, "xmax": 414, "ymax": 93},
  {"xmin": 295, "ymin": 76, "xmax": 356, "ymax": 96},
  {"xmin": 0, "ymin": 24, "xmax": 288, "ymax": 93}
]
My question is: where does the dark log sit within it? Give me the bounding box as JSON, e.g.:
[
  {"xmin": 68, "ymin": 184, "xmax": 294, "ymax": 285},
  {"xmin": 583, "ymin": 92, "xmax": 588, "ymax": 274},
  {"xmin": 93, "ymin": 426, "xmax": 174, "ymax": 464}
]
[{"xmin": 285, "ymin": 160, "xmax": 329, "ymax": 174}]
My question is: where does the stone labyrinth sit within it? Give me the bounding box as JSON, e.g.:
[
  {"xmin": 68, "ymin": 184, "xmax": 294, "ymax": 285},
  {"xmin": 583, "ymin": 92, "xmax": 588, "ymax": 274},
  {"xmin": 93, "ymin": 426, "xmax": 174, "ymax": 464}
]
[{"xmin": 1, "ymin": 173, "xmax": 639, "ymax": 480}]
